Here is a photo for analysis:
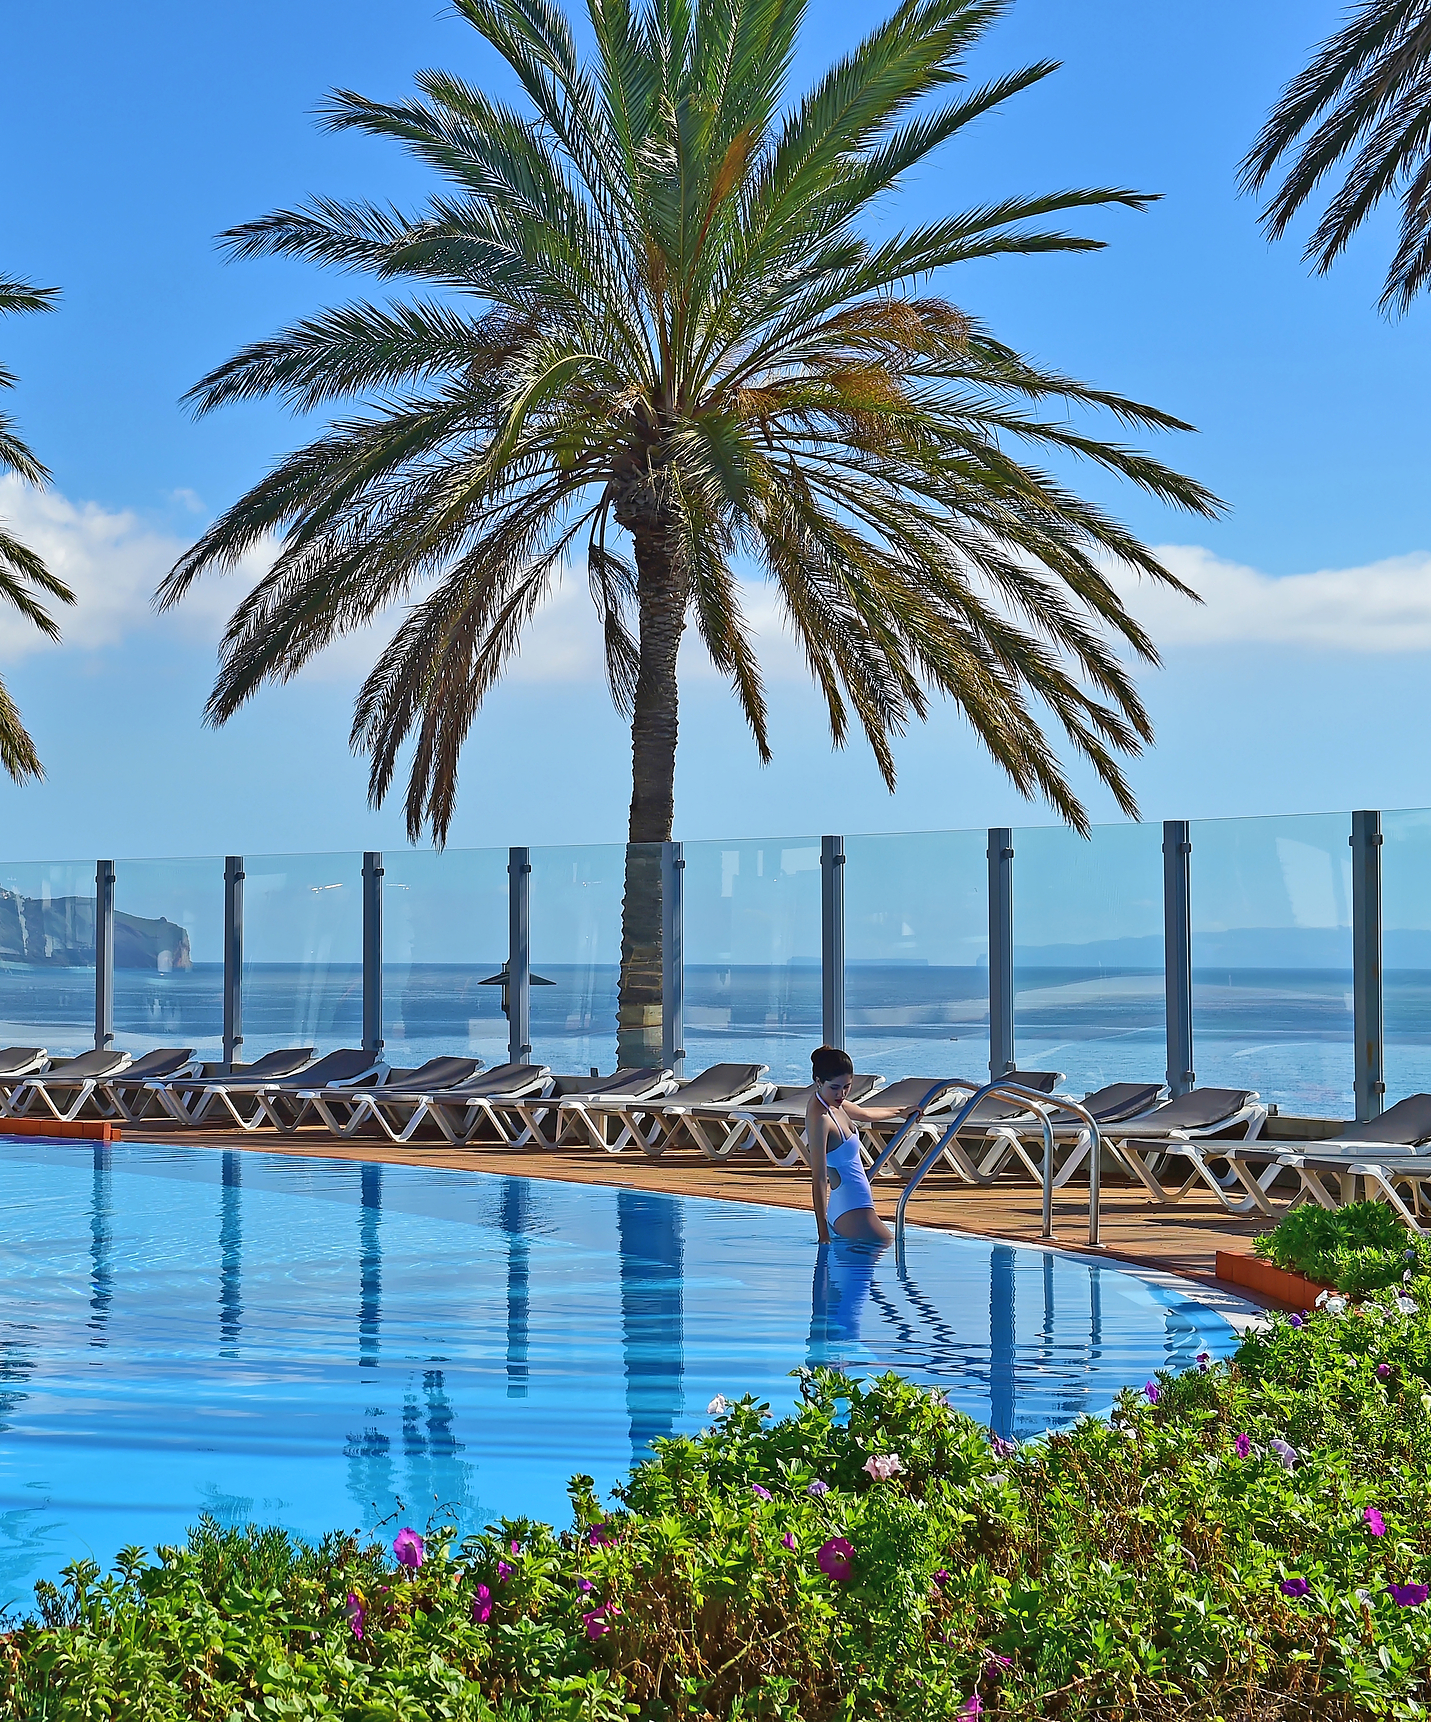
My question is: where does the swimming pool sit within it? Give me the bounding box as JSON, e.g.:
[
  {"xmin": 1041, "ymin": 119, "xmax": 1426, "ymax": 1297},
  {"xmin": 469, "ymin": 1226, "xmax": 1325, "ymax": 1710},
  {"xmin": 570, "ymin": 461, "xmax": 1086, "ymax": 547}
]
[{"xmin": 0, "ymin": 1138, "xmax": 1240, "ymax": 1600}]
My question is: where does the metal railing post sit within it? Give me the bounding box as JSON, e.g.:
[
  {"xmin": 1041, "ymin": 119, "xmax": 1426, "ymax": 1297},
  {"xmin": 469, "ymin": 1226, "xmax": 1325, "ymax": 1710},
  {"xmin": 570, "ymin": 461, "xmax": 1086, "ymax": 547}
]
[
  {"xmin": 661, "ymin": 841, "xmax": 685, "ymax": 1076},
  {"xmin": 94, "ymin": 859, "xmax": 115, "ymax": 1052},
  {"xmin": 509, "ymin": 847, "xmax": 532, "ymax": 1066},
  {"xmin": 224, "ymin": 856, "xmax": 244, "ymax": 1070},
  {"xmin": 1352, "ymin": 809, "xmax": 1385, "ymax": 1121},
  {"xmin": 363, "ymin": 851, "xmax": 384, "ymax": 1057},
  {"xmin": 1163, "ymin": 820, "xmax": 1194, "ymax": 1098},
  {"xmin": 987, "ymin": 829, "xmax": 1014, "ymax": 1079},
  {"xmin": 821, "ymin": 835, "xmax": 845, "ymax": 1049}
]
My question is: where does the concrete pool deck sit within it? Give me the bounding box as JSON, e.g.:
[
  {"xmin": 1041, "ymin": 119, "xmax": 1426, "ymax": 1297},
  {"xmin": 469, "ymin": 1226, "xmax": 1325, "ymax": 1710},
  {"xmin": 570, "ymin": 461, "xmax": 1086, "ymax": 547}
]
[{"xmin": 114, "ymin": 1117, "xmax": 1284, "ymax": 1307}]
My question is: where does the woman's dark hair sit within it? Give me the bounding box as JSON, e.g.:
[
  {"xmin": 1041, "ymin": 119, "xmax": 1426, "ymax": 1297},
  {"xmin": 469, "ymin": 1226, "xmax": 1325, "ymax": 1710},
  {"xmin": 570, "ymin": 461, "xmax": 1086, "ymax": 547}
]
[{"xmin": 811, "ymin": 1045, "xmax": 854, "ymax": 1083}]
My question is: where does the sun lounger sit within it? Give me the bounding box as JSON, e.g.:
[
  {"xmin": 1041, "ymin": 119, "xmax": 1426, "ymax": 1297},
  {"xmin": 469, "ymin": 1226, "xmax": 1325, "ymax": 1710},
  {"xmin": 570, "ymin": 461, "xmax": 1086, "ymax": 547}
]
[
  {"xmin": 720, "ymin": 1075, "xmax": 885, "ymax": 1168},
  {"xmin": 4, "ymin": 1049, "xmax": 133, "ymax": 1123},
  {"xmin": 977, "ymin": 1080, "xmax": 1168, "ymax": 1187},
  {"xmin": 394, "ymin": 1063, "xmax": 554, "ymax": 1144},
  {"xmin": 867, "ymin": 1071, "xmax": 1069, "ymax": 1186},
  {"xmin": 299, "ymin": 1055, "xmax": 483, "ymax": 1137},
  {"xmin": 147, "ymin": 1047, "xmax": 317, "ymax": 1124},
  {"xmin": 156, "ymin": 1048, "xmax": 383, "ymax": 1132},
  {"xmin": 94, "ymin": 1048, "xmax": 199, "ymax": 1123},
  {"xmin": 0, "ymin": 1047, "xmax": 48, "ymax": 1107},
  {"xmin": 497, "ymin": 1067, "xmax": 675, "ymax": 1149},
  {"xmin": 1219, "ymin": 1095, "xmax": 1431, "ymax": 1222},
  {"xmin": 562, "ymin": 1062, "xmax": 773, "ymax": 1156},
  {"xmin": 1101, "ymin": 1087, "xmax": 1267, "ymax": 1212}
]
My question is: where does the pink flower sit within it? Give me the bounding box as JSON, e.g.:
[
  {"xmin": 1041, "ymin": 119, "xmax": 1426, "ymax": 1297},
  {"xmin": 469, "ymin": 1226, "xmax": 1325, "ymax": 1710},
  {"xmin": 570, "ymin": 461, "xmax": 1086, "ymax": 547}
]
[
  {"xmin": 1234, "ymin": 1433, "xmax": 1251, "ymax": 1458},
  {"xmin": 782, "ymin": 1532, "xmax": 796, "ymax": 1551},
  {"xmin": 510, "ymin": 1540, "xmax": 520, "ymax": 1556},
  {"xmin": 751, "ymin": 1483, "xmax": 772, "ymax": 1501},
  {"xmin": 1280, "ymin": 1577, "xmax": 1310, "ymax": 1598},
  {"xmin": 1365, "ymin": 1507, "xmax": 1387, "ymax": 1537},
  {"xmin": 817, "ymin": 1537, "xmax": 854, "ymax": 1583},
  {"xmin": 471, "ymin": 1584, "xmax": 491, "ymax": 1624},
  {"xmin": 583, "ymin": 1603, "xmax": 621, "ymax": 1639},
  {"xmin": 1143, "ymin": 1382, "xmax": 1160, "ymax": 1404},
  {"xmin": 588, "ymin": 1524, "xmax": 613, "ymax": 1547},
  {"xmin": 959, "ymin": 1696, "xmax": 983, "ymax": 1717},
  {"xmin": 392, "ymin": 1528, "xmax": 425, "ymax": 1570},
  {"xmin": 1378, "ymin": 1363, "xmax": 1392, "ymax": 1378},
  {"xmin": 497, "ymin": 1561, "xmax": 514, "ymax": 1582},
  {"xmin": 984, "ymin": 1653, "xmax": 1012, "ymax": 1676},
  {"xmin": 1390, "ymin": 1582, "xmax": 1429, "ymax": 1607},
  {"xmin": 862, "ymin": 1453, "xmax": 904, "ymax": 1482},
  {"xmin": 806, "ymin": 1479, "xmax": 830, "ymax": 1498},
  {"xmin": 346, "ymin": 1592, "xmax": 365, "ymax": 1639}
]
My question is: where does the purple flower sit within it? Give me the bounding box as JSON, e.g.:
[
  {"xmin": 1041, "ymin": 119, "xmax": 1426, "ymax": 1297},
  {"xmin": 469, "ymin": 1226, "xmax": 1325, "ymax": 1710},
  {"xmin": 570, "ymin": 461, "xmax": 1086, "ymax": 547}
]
[
  {"xmin": 588, "ymin": 1524, "xmax": 613, "ymax": 1547},
  {"xmin": 1144, "ymin": 1382, "xmax": 1160, "ymax": 1404},
  {"xmin": 1290, "ymin": 1314, "xmax": 1305, "ymax": 1329},
  {"xmin": 817, "ymin": 1536, "xmax": 855, "ymax": 1583},
  {"xmin": 1390, "ymin": 1583, "xmax": 1430, "ymax": 1607},
  {"xmin": 497, "ymin": 1561, "xmax": 514, "ymax": 1583},
  {"xmin": 984, "ymin": 1653, "xmax": 1012, "ymax": 1675},
  {"xmin": 1196, "ymin": 1351, "xmax": 1211, "ymax": 1372},
  {"xmin": 1378, "ymin": 1362, "xmax": 1392, "ymax": 1378},
  {"xmin": 1271, "ymin": 1438, "xmax": 1298, "ymax": 1470},
  {"xmin": 1365, "ymin": 1507, "xmax": 1387, "ymax": 1537},
  {"xmin": 782, "ymin": 1532, "xmax": 796, "ymax": 1551},
  {"xmin": 510, "ymin": 1540, "xmax": 520, "ymax": 1555},
  {"xmin": 933, "ymin": 1568, "xmax": 951, "ymax": 1588},
  {"xmin": 1280, "ymin": 1577, "xmax": 1310, "ymax": 1598},
  {"xmin": 1234, "ymin": 1432, "xmax": 1251, "ymax": 1458},
  {"xmin": 751, "ymin": 1483, "xmax": 772, "ymax": 1501},
  {"xmin": 471, "ymin": 1584, "xmax": 491, "ymax": 1624},
  {"xmin": 346, "ymin": 1592, "xmax": 365, "ymax": 1639},
  {"xmin": 989, "ymin": 1435, "xmax": 1017, "ymax": 1460},
  {"xmin": 577, "ymin": 1577, "xmax": 594, "ymax": 1593},
  {"xmin": 583, "ymin": 1604, "xmax": 620, "ymax": 1640},
  {"xmin": 806, "ymin": 1479, "xmax": 830, "ymax": 1498},
  {"xmin": 392, "ymin": 1528, "xmax": 425, "ymax": 1570},
  {"xmin": 959, "ymin": 1697, "xmax": 983, "ymax": 1718}
]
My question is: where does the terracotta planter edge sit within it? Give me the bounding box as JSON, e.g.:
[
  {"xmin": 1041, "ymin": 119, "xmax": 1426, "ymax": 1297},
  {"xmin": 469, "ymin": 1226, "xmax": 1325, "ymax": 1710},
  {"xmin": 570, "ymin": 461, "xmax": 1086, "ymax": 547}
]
[{"xmin": 1215, "ymin": 1250, "xmax": 1331, "ymax": 1308}]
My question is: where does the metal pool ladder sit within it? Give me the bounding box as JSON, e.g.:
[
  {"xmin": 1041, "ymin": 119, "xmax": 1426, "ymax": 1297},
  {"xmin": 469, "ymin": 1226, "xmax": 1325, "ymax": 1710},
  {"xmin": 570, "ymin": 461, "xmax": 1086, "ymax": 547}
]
[{"xmin": 870, "ymin": 1080, "xmax": 1104, "ymax": 1267}]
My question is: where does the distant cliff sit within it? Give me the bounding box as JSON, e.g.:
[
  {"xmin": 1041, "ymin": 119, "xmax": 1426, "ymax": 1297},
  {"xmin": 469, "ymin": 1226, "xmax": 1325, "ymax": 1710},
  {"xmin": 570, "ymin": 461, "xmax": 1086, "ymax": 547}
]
[{"xmin": 0, "ymin": 890, "xmax": 191, "ymax": 971}]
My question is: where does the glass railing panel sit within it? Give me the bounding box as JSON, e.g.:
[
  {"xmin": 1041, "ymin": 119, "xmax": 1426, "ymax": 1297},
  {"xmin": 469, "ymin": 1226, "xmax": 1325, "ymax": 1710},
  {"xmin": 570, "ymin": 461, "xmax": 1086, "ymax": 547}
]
[
  {"xmin": 241, "ymin": 853, "xmax": 363, "ymax": 1059},
  {"xmin": 0, "ymin": 858, "xmax": 97, "ymax": 1057},
  {"xmin": 1189, "ymin": 813, "xmax": 1353, "ymax": 1116},
  {"xmin": 382, "ymin": 848, "xmax": 508, "ymax": 1070},
  {"xmin": 843, "ymin": 829, "xmax": 988, "ymax": 1086},
  {"xmin": 113, "ymin": 857, "xmax": 224, "ymax": 1059},
  {"xmin": 682, "ymin": 836, "xmax": 822, "ymax": 1084},
  {"xmin": 529, "ymin": 843, "xmax": 624, "ymax": 1076},
  {"xmin": 1013, "ymin": 823, "xmax": 1164, "ymax": 1095},
  {"xmin": 1380, "ymin": 808, "xmax": 1431, "ymax": 1105}
]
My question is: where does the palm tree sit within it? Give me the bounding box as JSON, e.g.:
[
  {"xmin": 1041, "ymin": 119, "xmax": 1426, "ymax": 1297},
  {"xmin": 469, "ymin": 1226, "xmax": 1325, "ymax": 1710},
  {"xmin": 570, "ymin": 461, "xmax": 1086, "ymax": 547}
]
[
  {"xmin": 0, "ymin": 276, "xmax": 74, "ymax": 781},
  {"xmin": 162, "ymin": 0, "xmax": 1219, "ymax": 1064},
  {"xmin": 1242, "ymin": 0, "xmax": 1431, "ymax": 312}
]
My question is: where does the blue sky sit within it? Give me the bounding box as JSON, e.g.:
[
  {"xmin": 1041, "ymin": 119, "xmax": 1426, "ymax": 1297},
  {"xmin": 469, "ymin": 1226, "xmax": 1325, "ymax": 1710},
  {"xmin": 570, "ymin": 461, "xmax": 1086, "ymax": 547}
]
[{"xmin": 2, "ymin": 0, "xmax": 1429, "ymax": 861}]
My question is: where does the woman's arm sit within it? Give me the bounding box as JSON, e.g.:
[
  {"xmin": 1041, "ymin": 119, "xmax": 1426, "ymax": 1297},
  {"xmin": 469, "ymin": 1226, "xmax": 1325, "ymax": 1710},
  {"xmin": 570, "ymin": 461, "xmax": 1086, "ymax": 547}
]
[
  {"xmin": 807, "ymin": 1106, "xmax": 832, "ymax": 1243},
  {"xmin": 845, "ymin": 1099, "xmax": 925, "ymax": 1125}
]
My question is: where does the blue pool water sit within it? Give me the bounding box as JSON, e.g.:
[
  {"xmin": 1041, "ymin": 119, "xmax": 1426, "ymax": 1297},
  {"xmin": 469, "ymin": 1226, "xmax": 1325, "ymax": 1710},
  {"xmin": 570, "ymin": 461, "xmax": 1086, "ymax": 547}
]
[{"xmin": 0, "ymin": 1139, "xmax": 1238, "ymax": 1603}]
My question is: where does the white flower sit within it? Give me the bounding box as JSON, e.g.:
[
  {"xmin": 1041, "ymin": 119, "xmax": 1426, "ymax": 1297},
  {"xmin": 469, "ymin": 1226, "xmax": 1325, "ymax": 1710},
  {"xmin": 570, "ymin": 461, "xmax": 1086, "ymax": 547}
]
[
  {"xmin": 1398, "ymin": 1296, "xmax": 1420, "ymax": 1315},
  {"xmin": 1315, "ymin": 1290, "xmax": 1330, "ymax": 1307},
  {"xmin": 1324, "ymin": 1295, "xmax": 1348, "ymax": 1317},
  {"xmin": 927, "ymin": 1387, "xmax": 949, "ymax": 1407},
  {"xmin": 863, "ymin": 1453, "xmax": 905, "ymax": 1482},
  {"xmin": 706, "ymin": 1395, "xmax": 730, "ymax": 1416}
]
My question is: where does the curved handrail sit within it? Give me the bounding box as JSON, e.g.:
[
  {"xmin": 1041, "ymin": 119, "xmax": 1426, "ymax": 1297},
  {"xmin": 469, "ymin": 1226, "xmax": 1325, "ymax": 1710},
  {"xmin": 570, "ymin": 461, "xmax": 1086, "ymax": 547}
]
[
  {"xmin": 893, "ymin": 1081, "xmax": 1104, "ymax": 1268},
  {"xmin": 866, "ymin": 1080, "xmax": 979, "ymax": 1179}
]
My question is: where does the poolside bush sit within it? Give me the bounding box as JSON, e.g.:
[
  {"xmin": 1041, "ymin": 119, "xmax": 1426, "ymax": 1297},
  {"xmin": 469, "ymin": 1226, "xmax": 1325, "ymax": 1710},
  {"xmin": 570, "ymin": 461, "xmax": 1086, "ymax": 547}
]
[
  {"xmin": 1253, "ymin": 1199, "xmax": 1431, "ymax": 1294},
  {"xmin": 10, "ymin": 1290, "xmax": 1431, "ymax": 1720}
]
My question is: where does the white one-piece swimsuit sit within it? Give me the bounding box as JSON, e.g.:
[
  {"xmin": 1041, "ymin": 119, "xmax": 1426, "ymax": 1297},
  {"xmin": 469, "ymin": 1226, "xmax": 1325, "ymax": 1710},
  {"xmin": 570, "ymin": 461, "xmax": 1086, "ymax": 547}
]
[{"xmin": 816, "ymin": 1096, "xmax": 876, "ymax": 1224}]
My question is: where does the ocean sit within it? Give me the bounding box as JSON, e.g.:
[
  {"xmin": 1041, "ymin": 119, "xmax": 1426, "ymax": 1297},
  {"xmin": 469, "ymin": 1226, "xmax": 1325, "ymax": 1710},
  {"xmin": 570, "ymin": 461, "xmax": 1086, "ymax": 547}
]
[{"xmin": 4, "ymin": 960, "xmax": 1431, "ymax": 1119}]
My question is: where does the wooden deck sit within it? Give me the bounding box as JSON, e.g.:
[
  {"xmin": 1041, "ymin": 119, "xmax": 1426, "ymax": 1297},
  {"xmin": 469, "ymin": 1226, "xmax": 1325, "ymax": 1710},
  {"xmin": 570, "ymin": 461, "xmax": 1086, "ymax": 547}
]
[{"xmin": 118, "ymin": 1116, "xmax": 1278, "ymax": 1301}]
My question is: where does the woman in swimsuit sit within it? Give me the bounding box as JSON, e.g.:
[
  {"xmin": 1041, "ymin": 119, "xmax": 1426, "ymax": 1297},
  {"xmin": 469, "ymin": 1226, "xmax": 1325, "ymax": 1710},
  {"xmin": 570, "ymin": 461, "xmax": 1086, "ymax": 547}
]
[{"xmin": 806, "ymin": 1045, "xmax": 924, "ymax": 1245}]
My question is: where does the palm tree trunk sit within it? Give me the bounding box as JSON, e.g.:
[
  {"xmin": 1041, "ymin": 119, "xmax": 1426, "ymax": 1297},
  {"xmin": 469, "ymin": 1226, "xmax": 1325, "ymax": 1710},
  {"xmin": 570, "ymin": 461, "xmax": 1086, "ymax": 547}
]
[{"xmin": 616, "ymin": 513, "xmax": 686, "ymax": 1068}]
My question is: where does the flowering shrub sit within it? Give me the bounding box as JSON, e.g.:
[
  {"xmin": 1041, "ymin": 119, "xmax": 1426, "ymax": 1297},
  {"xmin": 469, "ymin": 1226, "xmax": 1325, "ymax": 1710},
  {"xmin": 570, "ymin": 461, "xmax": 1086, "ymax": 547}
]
[
  {"xmin": 9, "ymin": 1292, "xmax": 1431, "ymax": 1718},
  {"xmin": 1254, "ymin": 1198, "xmax": 1431, "ymax": 1293}
]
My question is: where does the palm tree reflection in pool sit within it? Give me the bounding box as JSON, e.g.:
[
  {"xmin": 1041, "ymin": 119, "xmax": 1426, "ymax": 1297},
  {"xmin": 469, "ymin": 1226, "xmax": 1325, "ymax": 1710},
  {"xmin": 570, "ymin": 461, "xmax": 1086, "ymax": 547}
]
[
  {"xmin": 617, "ymin": 1192, "xmax": 684, "ymax": 1468},
  {"xmin": 88, "ymin": 1144, "xmax": 112, "ymax": 1346},
  {"xmin": 219, "ymin": 1151, "xmax": 242, "ymax": 1358}
]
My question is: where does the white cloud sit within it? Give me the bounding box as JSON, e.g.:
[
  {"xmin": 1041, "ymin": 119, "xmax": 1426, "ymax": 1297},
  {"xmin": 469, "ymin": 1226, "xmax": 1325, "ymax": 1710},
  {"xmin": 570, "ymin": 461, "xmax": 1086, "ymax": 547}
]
[{"xmin": 1119, "ymin": 544, "xmax": 1431, "ymax": 653}]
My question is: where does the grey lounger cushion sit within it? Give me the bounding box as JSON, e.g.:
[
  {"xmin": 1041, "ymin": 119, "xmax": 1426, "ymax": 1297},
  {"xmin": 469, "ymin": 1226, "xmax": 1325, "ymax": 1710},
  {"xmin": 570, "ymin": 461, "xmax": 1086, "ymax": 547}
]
[
  {"xmin": 192, "ymin": 1049, "xmax": 316, "ymax": 1081},
  {"xmin": 862, "ymin": 1077, "xmax": 977, "ymax": 1111},
  {"xmin": 666, "ymin": 1063, "xmax": 769, "ymax": 1105},
  {"xmin": 33, "ymin": 1050, "xmax": 130, "ymax": 1082},
  {"xmin": 1049, "ymin": 1082, "xmax": 1166, "ymax": 1127},
  {"xmin": 0, "ymin": 1047, "xmax": 46, "ymax": 1077},
  {"xmin": 1328, "ymin": 1093, "xmax": 1431, "ymax": 1147},
  {"xmin": 1119, "ymin": 1087, "xmax": 1256, "ymax": 1135},
  {"xmin": 107, "ymin": 1048, "xmax": 195, "ymax": 1083},
  {"xmin": 374, "ymin": 1056, "xmax": 482, "ymax": 1091}
]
